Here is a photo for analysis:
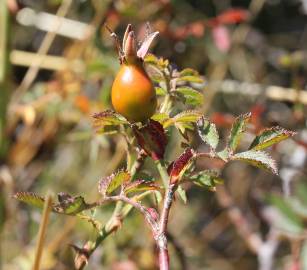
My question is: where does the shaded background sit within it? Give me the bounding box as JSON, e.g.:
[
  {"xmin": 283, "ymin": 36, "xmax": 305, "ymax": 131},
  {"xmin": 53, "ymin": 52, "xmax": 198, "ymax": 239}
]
[{"xmin": 1, "ymin": 0, "xmax": 307, "ymax": 269}]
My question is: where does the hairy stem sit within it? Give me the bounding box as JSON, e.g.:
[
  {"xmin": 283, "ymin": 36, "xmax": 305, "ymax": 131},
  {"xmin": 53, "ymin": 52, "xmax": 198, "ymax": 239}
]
[{"xmin": 157, "ymin": 183, "xmax": 176, "ymax": 270}]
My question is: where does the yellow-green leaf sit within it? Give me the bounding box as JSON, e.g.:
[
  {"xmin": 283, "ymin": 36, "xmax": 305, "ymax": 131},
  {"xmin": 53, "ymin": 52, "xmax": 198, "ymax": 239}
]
[{"xmin": 249, "ymin": 126, "xmax": 296, "ymax": 150}]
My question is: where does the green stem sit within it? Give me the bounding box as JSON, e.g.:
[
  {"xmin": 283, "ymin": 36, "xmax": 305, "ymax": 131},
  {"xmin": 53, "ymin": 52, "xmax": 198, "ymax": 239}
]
[
  {"xmin": 155, "ymin": 159, "xmax": 169, "ymax": 188},
  {"xmin": 91, "ymin": 201, "xmax": 123, "ymax": 252}
]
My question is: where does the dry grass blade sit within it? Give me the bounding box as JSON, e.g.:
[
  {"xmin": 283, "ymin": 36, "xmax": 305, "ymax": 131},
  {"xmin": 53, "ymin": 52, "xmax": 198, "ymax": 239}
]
[{"xmin": 33, "ymin": 192, "xmax": 53, "ymax": 270}]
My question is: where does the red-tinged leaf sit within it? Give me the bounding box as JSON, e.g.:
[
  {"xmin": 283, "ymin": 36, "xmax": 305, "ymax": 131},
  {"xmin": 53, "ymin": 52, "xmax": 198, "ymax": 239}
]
[
  {"xmin": 137, "ymin": 31, "xmax": 159, "ymax": 59},
  {"xmin": 124, "ymin": 179, "xmax": 160, "ymax": 194},
  {"xmin": 98, "ymin": 171, "xmax": 131, "ymax": 196},
  {"xmin": 212, "ymin": 25, "xmax": 230, "ymax": 52},
  {"xmin": 232, "ymin": 150, "xmax": 278, "ymax": 175},
  {"xmin": 170, "ymin": 148, "xmax": 195, "ymax": 184},
  {"xmin": 249, "ymin": 127, "xmax": 296, "ymax": 151},
  {"xmin": 213, "ymin": 9, "xmax": 250, "ymax": 25},
  {"xmin": 134, "ymin": 119, "xmax": 167, "ymax": 160}
]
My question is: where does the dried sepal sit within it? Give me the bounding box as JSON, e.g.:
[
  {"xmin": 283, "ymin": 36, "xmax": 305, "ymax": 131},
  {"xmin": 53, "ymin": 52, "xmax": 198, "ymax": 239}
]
[{"xmin": 137, "ymin": 31, "xmax": 159, "ymax": 59}]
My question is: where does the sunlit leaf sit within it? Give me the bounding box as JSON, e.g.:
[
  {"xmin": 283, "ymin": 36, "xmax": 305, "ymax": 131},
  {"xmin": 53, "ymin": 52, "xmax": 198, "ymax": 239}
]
[
  {"xmin": 176, "ymin": 185, "xmax": 187, "ymax": 204},
  {"xmin": 190, "ymin": 170, "xmax": 223, "ymax": 190},
  {"xmin": 98, "ymin": 171, "xmax": 131, "ymax": 196},
  {"xmin": 54, "ymin": 193, "xmax": 89, "ymax": 215},
  {"xmin": 151, "ymin": 113, "xmax": 169, "ymax": 124},
  {"xmin": 217, "ymin": 148, "xmax": 230, "ymax": 162},
  {"xmin": 163, "ymin": 110, "xmax": 202, "ymax": 128},
  {"xmin": 178, "ymin": 75, "xmax": 204, "ymax": 83},
  {"xmin": 124, "ymin": 179, "xmax": 160, "ymax": 194},
  {"xmin": 92, "ymin": 110, "xmax": 128, "ymax": 134},
  {"xmin": 179, "ymin": 68, "xmax": 199, "ymax": 77},
  {"xmin": 249, "ymin": 127, "xmax": 296, "ymax": 150},
  {"xmin": 174, "ymin": 87, "xmax": 204, "ymax": 106},
  {"xmin": 197, "ymin": 116, "xmax": 219, "ymax": 149},
  {"xmin": 14, "ymin": 192, "xmax": 45, "ymax": 209},
  {"xmin": 233, "ymin": 150, "xmax": 277, "ymax": 174},
  {"xmin": 144, "ymin": 53, "xmax": 159, "ymax": 65},
  {"xmin": 228, "ymin": 112, "xmax": 251, "ymax": 153},
  {"xmin": 155, "ymin": 87, "xmax": 167, "ymax": 96}
]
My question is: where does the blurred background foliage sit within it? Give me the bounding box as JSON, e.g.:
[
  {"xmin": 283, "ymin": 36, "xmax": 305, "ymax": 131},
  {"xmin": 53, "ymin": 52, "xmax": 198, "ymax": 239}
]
[{"xmin": 1, "ymin": 0, "xmax": 307, "ymax": 269}]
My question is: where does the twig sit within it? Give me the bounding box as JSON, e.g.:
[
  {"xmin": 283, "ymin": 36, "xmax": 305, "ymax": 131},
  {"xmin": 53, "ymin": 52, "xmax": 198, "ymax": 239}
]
[
  {"xmin": 157, "ymin": 183, "xmax": 176, "ymax": 270},
  {"xmin": 33, "ymin": 192, "xmax": 53, "ymax": 270},
  {"xmin": 77, "ymin": 155, "xmax": 148, "ymax": 270}
]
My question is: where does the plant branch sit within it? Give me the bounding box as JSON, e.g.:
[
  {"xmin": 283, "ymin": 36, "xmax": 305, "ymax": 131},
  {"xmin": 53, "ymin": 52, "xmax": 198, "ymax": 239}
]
[
  {"xmin": 156, "ymin": 183, "xmax": 177, "ymax": 270},
  {"xmin": 103, "ymin": 195, "xmax": 159, "ymax": 233}
]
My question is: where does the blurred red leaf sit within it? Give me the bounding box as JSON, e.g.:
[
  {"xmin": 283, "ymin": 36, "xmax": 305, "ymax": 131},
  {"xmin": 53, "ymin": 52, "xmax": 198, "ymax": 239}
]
[{"xmin": 209, "ymin": 9, "xmax": 250, "ymax": 26}]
